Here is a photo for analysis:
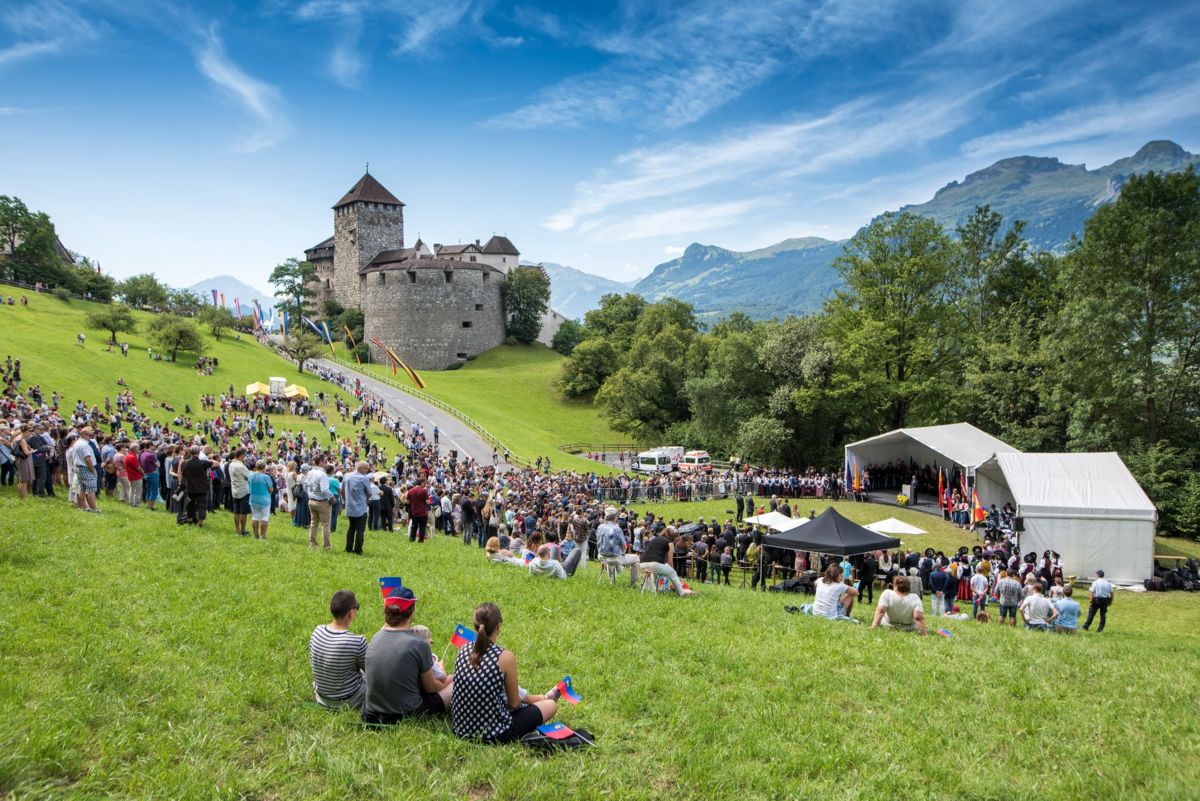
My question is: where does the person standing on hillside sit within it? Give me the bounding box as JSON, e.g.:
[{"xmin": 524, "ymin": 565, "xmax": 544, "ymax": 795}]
[
  {"xmin": 180, "ymin": 446, "xmax": 211, "ymax": 526},
  {"xmin": 139, "ymin": 441, "xmax": 160, "ymax": 511},
  {"xmin": 228, "ymin": 448, "xmax": 251, "ymax": 536},
  {"xmin": 124, "ymin": 441, "xmax": 144, "ymax": 508},
  {"xmin": 405, "ymin": 477, "xmax": 430, "ymax": 544},
  {"xmin": 1082, "ymin": 570, "xmax": 1114, "ymax": 632},
  {"xmin": 305, "ymin": 456, "xmax": 334, "ymax": 551},
  {"xmin": 342, "ymin": 461, "xmax": 371, "ymax": 555},
  {"xmin": 68, "ymin": 426, "xmax": 99, "ymax": 513},
  {"xmin": 247, "ymin": 460, "xmax": 273, "ymax": 540}
]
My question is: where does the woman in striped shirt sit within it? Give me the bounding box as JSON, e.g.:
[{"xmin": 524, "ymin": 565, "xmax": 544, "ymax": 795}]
[{"xmin": 309, "ymin": 590, "xmax": 367, "ymax": 709}]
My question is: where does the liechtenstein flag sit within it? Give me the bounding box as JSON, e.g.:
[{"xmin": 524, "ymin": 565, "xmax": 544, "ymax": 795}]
[
  {"xmin": 556, "ymin": 675, "xmax": 582, "ymax": 705},
  {"xmin": 537, "ymin": 722, "xmax": 575, "ymax": 740},
  {"xmin": 450, "ymin": 623, "xmax": 477, "ymax": 649},
  {"xmin": 937, "ymin": 628, "xmax": 953, "ymax": 638},
  {"xmin": 379, "ymin": 576, "xmax": 403, "ymax": 599}
]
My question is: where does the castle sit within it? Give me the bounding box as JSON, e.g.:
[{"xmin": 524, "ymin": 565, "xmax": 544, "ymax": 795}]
[{"xmin": 304, "ymin": 171, "xmax": 561, "ymax": 370}]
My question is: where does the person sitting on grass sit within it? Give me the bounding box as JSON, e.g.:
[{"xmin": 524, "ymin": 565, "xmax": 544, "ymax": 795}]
[
  {"xmin": 309, "ymin": 590, "xmax": 367, "ymax": 709},
  {"xmin": 528, "ymin": 544, "xmax": 567, "ymax": 579},
  {"xmin": 1019, "ymin": 581, "xmax": 1059, "ymax": 631},
  {"xmin": 485, "ymin": 536, "xmax": 522, "ymax": 565},
  {"xmin": 1053, "ymin": 585, "xmax": 1081, "ymax": 634},
  {"xmin": 870, "ymin": 574, "xmax": 927, "ymax": 635},
  {"xmin": 800, "ymin": 564, "xmax": 859, "ymax": 622},
  {"xmin": 361, "ymin": 587, "xmax": 453, "ymax": 725},
  {"xmin": 450, "ymin": 603, "xmax": 560, "ymax": 744}
]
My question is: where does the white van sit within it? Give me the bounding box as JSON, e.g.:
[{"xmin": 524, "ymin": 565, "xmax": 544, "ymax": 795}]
[
  {"xmin": 679, "ymin": 450, "xmax": 712, "ymax": 473},
  {"xmin": 635, "ymin": 450, "xmax": 674, "ymax": 474}
]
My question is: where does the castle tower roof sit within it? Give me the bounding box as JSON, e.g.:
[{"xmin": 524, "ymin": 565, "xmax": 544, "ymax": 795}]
[
  {"xmin": 482, "ymin": 235, "xmax": 519, "ymax": 255},
  {"xmin": 333, "ymin": 172, "xmax": 405, "ymax": 209}
]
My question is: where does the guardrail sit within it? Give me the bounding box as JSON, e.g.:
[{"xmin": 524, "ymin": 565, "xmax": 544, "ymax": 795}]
[
  {"xmin": 559, "ymin": 442, "xmax": 639, "ymax": 454},
  {"xmin": 325, "ymin": 357, "xmax": 539, "ymax": 469}
]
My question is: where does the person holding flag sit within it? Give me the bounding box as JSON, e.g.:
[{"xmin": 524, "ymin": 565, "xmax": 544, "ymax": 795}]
[
  {"xmin": 450, "ymin": 603, "xmax": 563, "ymax": 744},
  {"xmin": 361, "ymin": 585, "xmax": 454, "ymax": 725}
]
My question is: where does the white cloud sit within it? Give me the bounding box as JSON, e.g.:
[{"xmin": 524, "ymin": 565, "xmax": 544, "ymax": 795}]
[
  {"xmin": 297, "ymin": 0, "xmax": 367, "ymax": 87},
  {"xmin": 0, "ymin": 0, "xmax": 100, "ymax": 68},
  {"xmin": 962, "ymin": 65, "xmax": 1200, "ymax": 160},
  {"xmin": 487, "ymin": 0, "xmax": 905, "ymax": 131},
  {"xmin": 195, "ymin": 25, "xmax": 291, "ymax": 152},
  {"xmin": 663, "ymin": 245, "xmax": 685, "ymax": 256}
]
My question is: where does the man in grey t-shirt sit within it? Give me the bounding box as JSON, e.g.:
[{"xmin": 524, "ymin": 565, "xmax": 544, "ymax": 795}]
[{"xmin": 361, "ymin": 588, "xmax": 453, "ymax": 724}]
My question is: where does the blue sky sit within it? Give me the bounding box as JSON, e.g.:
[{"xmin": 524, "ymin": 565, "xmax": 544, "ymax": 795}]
[{"xmin": 2, "ymin": 0, "xmax": 1199, "ymax": 293}]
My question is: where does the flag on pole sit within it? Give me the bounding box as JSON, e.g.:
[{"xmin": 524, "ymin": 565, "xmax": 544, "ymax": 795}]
[
  {"xmin": 280, "ymin": 309, "xmax": 288, "ymax": 337},
  {"xmin": 449, "ymin": 624, "xmax": 477, "ymax": 649},
  {"xmin": 344, "ymin": 324, "xmax": 362, "ymax": 364},
  {"xmin": 211, "ymin": 289, "xmax": 218, "ymax": 306},
  {"xmin": 938, "ymin": 468, "xmax": 945, "ymax": 510},
  {"xmin": 853, "ymin": 460, "xmax": 862, "ymax": 493},
  {"xmin": 971, "ymin": 489, "xmax": 986, "ymax": 524},
  {"xmin": 378, "ymin": 576, "xmax": 404, "ymax": 599},
  {"xmin": 320, "ymin": 322, "xmax": 336, "ymax": 355},
  {"xmin": 555, "ymin": 675, "xmax": 582, "ymax": 704},
  {"xmin": 235, "ymin": 298, "xmax": 242, "ymax": 319},
  {"xmin": 220, "ymin": 292, "xmax": 226, "ymax": 308},
  {"xmin": 844, "ymin": 460, "xmax": 852, "ymax": 495}
]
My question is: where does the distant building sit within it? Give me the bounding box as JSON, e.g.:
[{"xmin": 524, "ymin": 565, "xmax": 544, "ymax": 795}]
[{"xmin": 304, "ymin": 171, "xmax": 561, "ymax": 370}]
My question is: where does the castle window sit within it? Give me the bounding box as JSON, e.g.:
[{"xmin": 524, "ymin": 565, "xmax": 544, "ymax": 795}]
[
  {"xmin": 462, "ymin": 321, "xmax": 473, "ymax": 328},
  {"xmin": 469, "ymin": 256, "xmax": 476, "ymax": 262},
  {"xmin": 503, "ymin": 257, "xmax": 507, "ymax": 263},
  {"xmin": 379, "ymin": 273, "xmax": 386, "ymax": 284},
  {"xmin": 408, "ymin": 271, "xmax": 416, "ymax": 284},
  {"xmin": 457, "ymin": 352, "xmax": 468, "ymax": 359},
  {"xmin": 325, "ymin": 279, "xmax": 331, "ymax": 288},
  {"xmin": 475, "ymin": 304, "xmax": 483, "ymax": 311},
  {"xmin": 482, "ymin": 272, "xmax": 489, "ymax": 283},
  {"xmin": 444, "ymin": 271, "xmax": 453, "ymax": 283}
]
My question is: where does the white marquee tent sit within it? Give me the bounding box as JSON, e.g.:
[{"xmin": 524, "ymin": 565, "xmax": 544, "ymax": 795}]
[
  {"xmin": 744, "ymin": 511, "xmax": 807, "ymax": 533},
  {"xmin": 845, "ymin": 422, "xmax": 1019, "ymax": 477},
  {"xmin": 975, "ymin": 452, "xmax": 1156, "ymax": 584},
  {"xmin": 865, "ymin": 517, "xmax": 928, "ymax": 536}
]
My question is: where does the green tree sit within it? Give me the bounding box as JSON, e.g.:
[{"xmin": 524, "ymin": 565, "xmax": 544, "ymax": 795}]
[
  {"xmin": 197, "ymin": 305, "xmax": 237, "ymax": 340},
  {"xmin": 582, "ymin": 293, "xmax": 646, "ymax": 353},
  {"xmin": 596, "ymin": 322, "xmax": 701, "ymax": 439},
  {"xmin": 0, "ymin": 195, "xmax": 32, "ymax": 262},
  {"xmin": 118, "ymin": 273, "xmax": 170, "ymax": 309},
  {"xmin": 168, "ymin": 288, "xmax": 204, "ymax": 313},
  {"xmin": 85, "ymin": 304, "xmax": 137, "ymax": 343},
  {"xmin": 1056, "ymin": 168, "xmax": 1200, "ymax": 449},
  {"xmin": 825, "ymin": 211, "xmax": 963, "ymax": 432},
  {"xmin": 70, "ymin": 259, "xmax": 117, "ymax": 302},
  {"xmin": 683, "ymin": 327, "xmax": 773, "ymax": 457},
  {"xmin": 734, "ymin": 414, "xmax": 795, "ymax": 467},
  {"xmin": 147, "ymin": 315, "xmax": 204, "ymax": 361},
  {"xmin": 278, "ymin": 330, "xmax": 324, "ymax": 374},
  {"xmin": 558, "ymin": 337, "xmax": 620, "ymax": 397},
  {"xmin": 550, "ymin": 319, "xmax": 585, "ymax": 356},
  {"xmin": 269, "ymin": 258, "xmax": 317, "ymax": 321},
  {"xmin": 502, "ymin": 267, "xmax": 550, "ymax": 344}
]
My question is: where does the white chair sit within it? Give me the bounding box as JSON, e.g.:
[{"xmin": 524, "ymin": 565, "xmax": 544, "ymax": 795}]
[{"xmin": 597, "ymin": 557, "xmax": 621, "ymax": 584}]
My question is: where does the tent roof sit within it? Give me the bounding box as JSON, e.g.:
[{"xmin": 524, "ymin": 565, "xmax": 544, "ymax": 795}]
[
  {"xmin": 284, "ymin": 384, "xmax": 309, "ymax": 398},
  {"xmin": 846, "ymin": 422, "xmax": 1018, "ymax": 469},
  {"xmin": 978, "ymin": 452, "xmax": 1156, "ymax": 520},
  {"xmin": 245, "ymin": 382, "xmax": 270, "ymax": 395},
  {"xmin": 761, "ymin": 507, "xmax": 901, "ymax": 555},
  {"xmin": 744, "ymin": 511, "xmax": 806, "ymax": 532},
  {"xmin": 865, "ymin": 517, "xmax": 927, "ymax": 535}
]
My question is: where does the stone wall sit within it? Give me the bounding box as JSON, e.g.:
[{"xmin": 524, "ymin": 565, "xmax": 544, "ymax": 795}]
[
  {"xmin": 332, "ymin": 202, "xmax": 404, "ymax": 310},
  {"xmin": 363, "ymin": 266, "xmax": 506, "ymax": 370}
]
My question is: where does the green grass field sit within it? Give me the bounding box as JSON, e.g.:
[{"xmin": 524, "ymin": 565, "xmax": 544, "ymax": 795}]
[
  {"xmin": 0, "ymin": 293, "xmax": 369, "ymax": 444},
  {"xmin": 355, "ymin": 344, "xmax": 626, "ymax": 470},
  {"xmin": 2, "ymin": 496, "xmax": 1198, "ymax": 801}
]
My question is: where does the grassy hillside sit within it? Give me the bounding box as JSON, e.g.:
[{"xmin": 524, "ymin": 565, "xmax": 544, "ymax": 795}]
[
  {"xmin": 0, "ymin": 293, "xmax": 366, "ymax": 443},
  {"xmin": 358, "ymin": 344, "xmax": 626, "ymax": 469},
  {"xmin": 2, "ymin": 497, "xmax": 1198, "ymax": 800}
]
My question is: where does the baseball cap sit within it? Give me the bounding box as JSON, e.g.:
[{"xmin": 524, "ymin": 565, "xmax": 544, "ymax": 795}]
[{"xmin": 383, "ymin": 586, "xmax": 416, "ymax": 613}]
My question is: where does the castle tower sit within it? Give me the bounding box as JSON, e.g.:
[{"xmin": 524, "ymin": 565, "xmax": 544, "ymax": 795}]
[{"xmin": 331, "ymin": 171, "xmax": 405, "ymax": 309}]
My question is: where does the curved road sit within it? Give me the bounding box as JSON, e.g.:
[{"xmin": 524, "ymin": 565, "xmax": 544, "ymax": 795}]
[{"xmin": 315, "ymin": 358, "xmax": 500, "ymax": 466}]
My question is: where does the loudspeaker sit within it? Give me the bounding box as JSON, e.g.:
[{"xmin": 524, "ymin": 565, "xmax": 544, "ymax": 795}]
[{"xmin": 1014, "ymin": 517, "xmax": 1025, "ymax": 532}]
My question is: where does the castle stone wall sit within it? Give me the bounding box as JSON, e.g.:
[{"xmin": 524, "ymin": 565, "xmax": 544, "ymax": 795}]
[
  {"xmin": 363, "ymin": 267, "xmax": 505, "ymax": 370},
  {"xmin": 332, "ymin": 202, "xmax": 403, "ymax": 310}
]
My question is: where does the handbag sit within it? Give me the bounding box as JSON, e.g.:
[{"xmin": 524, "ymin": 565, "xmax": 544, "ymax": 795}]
[{"xmin": 519, "ymin": 727, "xmax": 596, "ymax": 752}]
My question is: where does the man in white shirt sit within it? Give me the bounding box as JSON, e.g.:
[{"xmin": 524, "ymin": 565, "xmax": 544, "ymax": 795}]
[
  {"xmin": 1019, "ymin": 582, "xmax": 1059, "ymax": 631},
  {"xmin": 305, "ymin": 456, "xmax": 334, "ymax": 551},
  {"xmin": 228, "ymin": 448, "xmax": 251, "ymax": 537},
  {"xmin": 970, "ymin": 569, "xmax": 990, "ymax": 619},
  {"xmin": 69, "ymin": 427, "xmax": 99, "ymax": 512},
  {"xmin": 1082, "ymin": 569, "xmax": 1114, "ymax": 632}
]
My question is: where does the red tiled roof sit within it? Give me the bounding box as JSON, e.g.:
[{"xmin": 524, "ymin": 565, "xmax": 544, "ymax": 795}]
[{"xmin": 333, "ymin": 173, "xmax": 404, "ymax": 209}]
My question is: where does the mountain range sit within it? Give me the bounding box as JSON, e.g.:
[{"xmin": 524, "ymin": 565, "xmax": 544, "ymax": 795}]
[{"xmin": 547, "ymin": 140, "xmax": 1199, "ymax": 321}]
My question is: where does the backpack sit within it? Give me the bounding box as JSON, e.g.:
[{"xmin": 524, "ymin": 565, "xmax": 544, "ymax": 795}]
[
  {"xmin": 520, "ymin": 727, "xmax": 596, "ymax": 752},
  {"xmin": 1145, "ymin": 577, "xmax": 1166, "ymax": 592}
]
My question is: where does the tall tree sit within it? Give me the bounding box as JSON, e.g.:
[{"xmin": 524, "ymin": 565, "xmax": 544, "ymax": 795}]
[
  {"xmin": 85, "ymin": 305, "xmax": 138, "ymax": 343},
  {"xmin": 118, "ymin": 273, "xmax": 170, "ymax": 309},
  {"xmin": 502, "ymin": 267, "xmax": 550, "ymax": 344},
  {"xmin": 278, "ymin": 330, "xmax": 324, "ymax": 374},
  {"xmin": 1056, "ymin": 168, "xmax": 1200, "ymax": 449},
  {"xmin": 269, "ymin": 258, "xmax": 317, "ymax": 321},
  {"xmin": 550, "ymin": 319, "xmax": 585, "ymax": 356},
  {"xmin": 197, "ymin": 305, "xmax": 237, "ymax": 340},
  {"xmin": 168, "ymin": 288, "xmax": 204, "ymax": 313},
  {"xmin": 146, "ymin": 315, "xmax": 204, "ymax": 361},
  {"xmin": 582, "ymin": 293, "xmax": 646, "ymax": 353},
  {"xmin": 825, "ymin": 212, "xmax": 963, "ymax": 432}
]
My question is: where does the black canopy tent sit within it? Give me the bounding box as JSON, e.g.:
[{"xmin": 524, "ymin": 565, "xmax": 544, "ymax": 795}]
[{"xmin": 761, "ymin": 507, "xmax": 901, "ymax": 555}]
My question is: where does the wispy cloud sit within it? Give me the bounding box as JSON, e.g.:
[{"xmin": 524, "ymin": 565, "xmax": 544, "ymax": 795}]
[
  {"xmin": 0, "ymin": 0, "xmax": 100, "ymax": 68},
  {"xmin": 546, "ymin": 80, "xmax": 993, "ymax": 239},
  {"xmin": 962, "ymin": 64, "xmax": 1200, "ymax": 160},
  {"xmin": 487, "ymin": 0, "xmax": 905, "ymax": 131},
  {"xmin": 296, "ymin": 0, "xmax": 367, "ymax": 87},
  {"xmin": 195, "ymin": 24, "xmax": 291, "ymax": 152}
]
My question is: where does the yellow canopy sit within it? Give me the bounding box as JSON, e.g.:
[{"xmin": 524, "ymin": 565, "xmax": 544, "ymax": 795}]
[
  {"xmin": 245, "ymin": 382, "xmax": 271, "ymax": 396},
  {"xmin": 283, "ymin": 384, "xmax": 309, "ymax": 399}
]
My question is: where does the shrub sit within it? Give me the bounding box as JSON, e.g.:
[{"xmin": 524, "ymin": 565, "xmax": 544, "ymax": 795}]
[{"xmin": 52, "ymin": 287, "xmax": 71, "ymax": 302}]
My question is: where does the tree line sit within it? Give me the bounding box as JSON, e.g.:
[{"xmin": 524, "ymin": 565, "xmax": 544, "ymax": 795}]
[{"xmin": 557, "ymin": 170, "xmax": 1200, "ymax": 538}]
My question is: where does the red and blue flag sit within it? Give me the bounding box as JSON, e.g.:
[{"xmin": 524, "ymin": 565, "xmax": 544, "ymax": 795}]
[
  {"xmin": 556, "ymin": 675, "xmax": 582, "ymax": 705},
  {"xmin": 537, "ymin": 722, "xmax": 575, "ymax": 740},
  {"xmin": 937, "ymin": 628, "xmax": 953, "ymax": 638},
  {"xmin": 450, "ymin": 623, "xmax": 477, "ymax": 649},
  {"xmin": 379, "ymin": 576, "xmax": 403, "ymax": 599}
]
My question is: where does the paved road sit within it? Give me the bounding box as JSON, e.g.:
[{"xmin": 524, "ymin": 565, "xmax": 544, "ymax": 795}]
[{"xmin": 314, "ymin": 358, "xmax": 498, "ymax": 465}]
